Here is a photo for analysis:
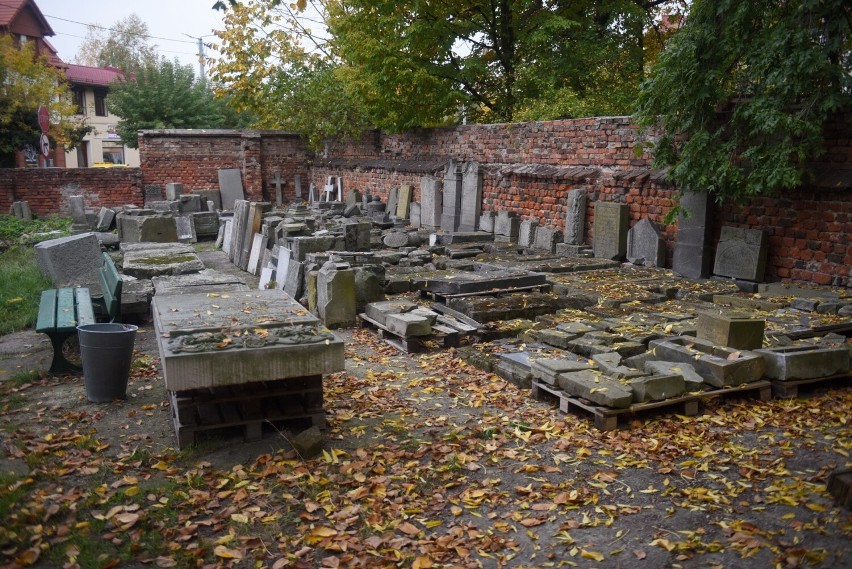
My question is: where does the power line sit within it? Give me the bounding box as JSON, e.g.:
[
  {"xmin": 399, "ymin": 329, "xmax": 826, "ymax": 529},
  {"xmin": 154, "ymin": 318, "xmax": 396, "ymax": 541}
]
[
  {"xmin": 51, "ymin": 32, "xmax": 199, "ymax": 57},
  {"xmin": 41, "ymin": 12, "xmax": 216, "ymax": 44}
]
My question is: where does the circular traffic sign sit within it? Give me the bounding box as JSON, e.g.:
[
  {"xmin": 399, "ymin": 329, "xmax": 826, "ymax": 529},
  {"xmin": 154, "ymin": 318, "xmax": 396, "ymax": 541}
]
[
  {"xmin": 38, "ymin": 105, "xmax": 50, "ymax": 133},
  {"xmin": 39, "ymin": 133, "xmax": 50, "ymax": 158}
]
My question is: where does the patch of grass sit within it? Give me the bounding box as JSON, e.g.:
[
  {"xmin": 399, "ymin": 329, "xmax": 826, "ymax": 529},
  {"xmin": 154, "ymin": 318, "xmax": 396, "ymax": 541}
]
[
  {"xmin": 1, "ymin": 369, "xmax": 41, "ymax": 388},
  {"xmin": 0, "ymin": 245, "xmax": 52, "ymax": 335}
]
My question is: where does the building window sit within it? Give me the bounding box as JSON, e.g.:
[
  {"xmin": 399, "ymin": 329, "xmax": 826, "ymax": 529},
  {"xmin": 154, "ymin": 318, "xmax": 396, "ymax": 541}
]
[
  {"xmin": 77, "ymin": 141, "xmax": 90, "ymax": 167},
  {"xmin": 72, "ymin": 88, "xmax": 85, "ymax": 115},
  {"xmin": 94, "ymin": 89, "xmax": 107, "ymax": 116},
  {"xmin": 102, "ymin": 143, "xmax": 125, "ymax": 164}
]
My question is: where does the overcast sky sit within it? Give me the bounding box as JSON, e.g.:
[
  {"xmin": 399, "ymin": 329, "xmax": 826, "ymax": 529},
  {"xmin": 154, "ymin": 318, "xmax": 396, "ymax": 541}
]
[{"xmin": 37, "ymin": 0, "xmax": 227, "ymax": 74}]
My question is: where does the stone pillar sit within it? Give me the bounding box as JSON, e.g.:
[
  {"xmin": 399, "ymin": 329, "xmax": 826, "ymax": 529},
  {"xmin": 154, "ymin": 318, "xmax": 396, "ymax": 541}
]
[
  {"xmin": 564, "ymin": 189, "xmax": 587, "ymax": 245},
  {"xmin": 241, "ymin": 132, "xmax": 263, "ymax": 201},
  {"xmin": 672, "ymin": 191, "xmax": 713, "ymax": 279}
]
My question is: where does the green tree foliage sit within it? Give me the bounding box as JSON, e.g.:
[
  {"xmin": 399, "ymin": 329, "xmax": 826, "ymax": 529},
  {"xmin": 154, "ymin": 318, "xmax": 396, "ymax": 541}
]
[
  {"xmin": 0, "ymin": 36, "xmax": 80, "ymax": 165},
  {"xmin": 211, "ymin": 0, "xmax": 680, "ymax": 141},
  {"xmin": 75, "ymin": 14, "xmax": 158, "ymax": 72},
  {"xmin": 106, "ymin": 58, "xmax": 230, "ymax": 148},
  {"xmin": 635, "ymin": 0, "xmax": 852, "ymax": 204}
]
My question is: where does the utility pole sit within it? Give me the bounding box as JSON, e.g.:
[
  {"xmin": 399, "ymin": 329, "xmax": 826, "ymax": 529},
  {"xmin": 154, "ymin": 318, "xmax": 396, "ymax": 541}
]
[{"xmin": 183, "ymin": 34, "xmax": 206, "ymax": 83}]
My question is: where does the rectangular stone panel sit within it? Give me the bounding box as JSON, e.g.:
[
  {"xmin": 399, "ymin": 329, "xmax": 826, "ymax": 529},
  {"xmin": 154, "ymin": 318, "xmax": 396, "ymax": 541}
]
[{"xmin": 593, "ymin": 201, "xmax": 628, "ymax": 261}]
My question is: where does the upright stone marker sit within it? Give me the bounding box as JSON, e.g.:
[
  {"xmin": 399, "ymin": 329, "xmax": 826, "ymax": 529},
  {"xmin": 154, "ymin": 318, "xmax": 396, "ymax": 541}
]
[
  {"xmin": 294, "ymin": 175, "xmax": 302, "ymax": 199},
  {"xmin": 441, "ymin": 160, "xmax": 462, "ymax": 231},
  {"xmin": 397, "ymin": 185, "xmax": 412, "ymax": 219},
  {"xmin": 346, "ymin": 189, "xmax": 361, "ymax": 210},
  {"xmin": 410, "ymin": 202, "xmax": 421, "ymax": 229},
  {"xmin": 593, "ymin": 201, "xmax": 629, "ymax": 261},
  {"xmin": 317, "ymin": 263, "xmax": 356, "ymax": 328},
  {"xmin": 420, "ymin": 176, "xmax": 443, "ymax": 230},
  {"xmin": 672, "ymin": 190, "xmax": 713, "ymax": 279},
  {"xmin": 175, "ymin": 216, "xmax": 197, "ymax": 244},
  {"xmin": 713, "ymin": 227, "xmax": 769, "ymax": 281},
  {"xmin": 564, "ymin": 189, "xmax": 587, "ymax": 245},
  {"xmin": 276, "ymin": 247, "xmax": 292, "ymax": 291},
  {"xmin": 459, "ymin": 161, "xmax": 482, "ymax": 231},
  {"xmin": 69, "ymin": 195, "xmax": 89, "ymax": 231},
  {"xmin": 165, "ymin": 183, "xmax": 184, "ymax": 201},
  {"xmin": 387, "ymin": 187, "xmax": 400, "ymax": 218},
  {"xmin": 519, "ymin": 219, "xmax": 538, "ymax": 248},
  {"xmin": 271, "ymin": 173, "xmax": 284, "ymax": 207},
  {"xmin": 218, "ymin": 169, "xmax": 244, "ymax": 210},
  {"xmin": 144, "ymin": 185, "xmax": 162, "ymax": 206},
  {"xmin": 627, "ymin": 218, "xmax": 666, "ymax": 267},
  {"xmin": 238, "ymin": 202, "xmax": 265, "ymax": 271},
  {"xmin": 229, "ymin": 200, "xmax": 249, "ymax": 263},
  {"xmin": 248, "ymin": 233, "xmax": 267, "ymax": 275},
  {"xmin": 494, "ymin": 211, "xmax": 520, "ymax": 242}
]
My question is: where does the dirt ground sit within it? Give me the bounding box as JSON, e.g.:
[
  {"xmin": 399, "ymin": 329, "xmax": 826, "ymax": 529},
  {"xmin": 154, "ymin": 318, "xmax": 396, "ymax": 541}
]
[{"xmin": 0, "ymin": 246, "xmax": 850, "ymax": 569}]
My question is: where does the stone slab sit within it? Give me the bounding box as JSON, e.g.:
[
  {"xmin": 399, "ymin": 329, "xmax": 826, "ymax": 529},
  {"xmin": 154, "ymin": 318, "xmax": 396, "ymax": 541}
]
[
  {"xmin": 218, "ymin": 168, "xmax": 244, "ymax": 210},
  {"xmin": 564, "ymin": 189, "xmax": 587, "ymax": 245},
  {"xmin": 247, "ymin": 233, "xmax": 268, "ymax": 275},
  {"xmin": 672, "ymin": 191, "xmax": 713, "ymax": 279},
  {"xmin": 713, "ymin": 226, "xmax": 768, "ymax": 281},
  {"xmin": 649, "ymin": 336, "xmax": 765, "ymax": 388},
  {"xmin": 627, "ymin": 218, "xmax": 666, "ymax": 267},
  {"xmin": 152, "ymin": 290, "xmax": 345, "ymax": 391},
  {"xmin": 643, "ymin": 360, "xmax": 705, "ymax": 391},
  {"xmin": 518, "ymin": 220, "xmax": 538, "ymax": 248},
  {"xmin": 629, "ymin": 374, "xmax": 686, "ymax": 403},
  {"xmin": 755, "ymin": 345, "xmax": 850, "ymax": 381},
  {"xmin": 557, "ymin": 369, "xmax": 633, "ymax": 408},
  {"xmin": 411, "ymin": 268, "xmax": 547, "ymax": 295},
  {"xmin": 151, "ymin": 269, "xmax": 249, "ymax": 296},
  {"xmin": 397, "ymin": 185, "xmax": 412, "ymax": 219},
  {"xmin": 34, "ymin": 232, "xmax": 103, "ymax": 290},
  {"xmin": 697, "ymin": 311, "xmax": 765, "ymax": 350},
  {"xmin": 122, "ymin": 243, "xmax": 205, "ymax": 279},
  {"xmin": 593, "ymin": 201, "xmax": 629, "ymax": 261},
  {"xmin": 165, "ymin": 182, "xmax": 183, "ymax": 201},
  {"xmin": 459, "ymin": 161, "xmax": 482, "ymax": 231},
  {"xmin": 420, "ymin": 176, "xmax": 443, "ymax": 230},
  {"xmin": 441, "ymin": 160, "xmax": 461, "ymax": 231}
]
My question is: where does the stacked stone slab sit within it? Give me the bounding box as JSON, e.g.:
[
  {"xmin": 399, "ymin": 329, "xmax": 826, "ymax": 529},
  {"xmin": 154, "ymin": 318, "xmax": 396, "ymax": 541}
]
[{"xmin": 34, "ymin": 232, "xmax": 103, "ymax": 291}]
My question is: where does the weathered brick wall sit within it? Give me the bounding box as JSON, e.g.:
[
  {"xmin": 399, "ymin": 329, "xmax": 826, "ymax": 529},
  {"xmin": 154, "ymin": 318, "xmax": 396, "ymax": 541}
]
[
  {"xmin": 128, "ymin": 115, "xmax": 850, "ymax": 288},
  {"xmin": 0, "ymin": 168, "xmax": 142, "ymax": 216},
  {"xmin": 138, "ymin": 130, "xmax": 312, "ymax": 203}
]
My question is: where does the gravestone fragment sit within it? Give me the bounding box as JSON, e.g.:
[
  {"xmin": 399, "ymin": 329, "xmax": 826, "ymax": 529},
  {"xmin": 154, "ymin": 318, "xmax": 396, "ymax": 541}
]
[
  {"xmin": 480, "ymin": 211, "xmax": 495, "ymax": 233},
  {"xmin": 713, "ymin": 226, "xmax": 768, "ymax": 281},
  {"xmin": 276, "ymin": 247, "xmax": 291, "ymax": 291},
  {"xmin": 420, "ymin": 176, "xmax": 443, "ymax": 230},
  {"xmin": 354, "ymin": 266, "xmax": 386, "ymax": 312},
  {"xmin": 672, "ymin": 190, "xmax": 713, "ymax": 279},
  {"xmin": 228, "ymin": 200, "xmax": 249, "ymax": 263},
  {"xmin": 284, "ymin": 260, "xmax": 306, "ymax": 299},
  {"xmin": 397, "ymin": 185, "xmax": 412, "ymax": 219},
  {"xmin": 410, "ymin": 202, "xmax": 421, "ymax": 229},
  {"xmin": 247, "ymin": 233, "xmax": 267, "ymax": 275},
  {"xmin": 34, "ymin": 232, "xmax": 103, "ymax": 291},
  {"xmin": 564, "ymin": 189, "xmax": 587, "ymax": 245},
  {"xmin": 143, "ymin": 184, "xmax": 162, "ymax": 206},
  {"xmin": 165, "ymin": 183, "xmax": 183, "ymax": 201},
  {"xmin": 178, "ymin": 194, "xmax": 202, "ymax": 214},
  {"xmin": 441, "ymin": 160, "xmax": 462, "ymax": 231},
  {"xmin": 593, "ymin": 201, "xmax": 629, "ymax": 261},
  {"xmin": 533, "ymin": 226, "xmax": 563, "ymax": 253},
  {"xmin": 494, "ymin": 211, "xmax": 520, "ymax": 242},
  {"xmin": 387, "ymin": 187, "xmax": 399, "ymax": 219},
  {"xmin": 175, "ymin": 216, "xmax": 197, "ymax": 244},
  {"xmin": 218, "ymin": 168, "xmax": 244, "ymax": 209},
  {"xmin": 96, "ymin": 207, "xmax": 115, "ymax": 231},
  {"xmin": 270, "ymin": 173, "xmax": 284, "ymax": 207},
  {"xmin": 459, "ymin": 161, "xmax": 482, "ymax": 231},
  {"xmin": 317, "ymin": 262, "xmax": 356, "ymax": 328},
  {"xmin": 627, "ymin": 218, "xmax": 666, "ymax": 267},
  {"xmin": 519, "ymin": 219, "xmax": 538, "ymax": 248},
  {"xmin": 697, "ymin": 311, "xmax": 765, "ymax": 350},
  {"xmin": 69, "ymin": 195, "xmax": 90, "ymax": 231},
  {"xmin": 238, "ymin": 202, "xmax": 266, "ymax": 271},
  {"xmin": 192, "ymin": 189, "xmax": 222, "ymax": 211}
]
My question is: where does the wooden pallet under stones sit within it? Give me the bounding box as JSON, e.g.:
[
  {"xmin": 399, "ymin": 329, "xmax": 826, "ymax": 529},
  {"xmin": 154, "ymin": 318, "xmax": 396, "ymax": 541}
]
[
  {"xmin": 770, "ymin": 373, "xmax": 851, "ymax": 398},
  {"xmin": 169, "ymin": 376, "xmax": 326, "ymax": 449},
  {"xmin": 359, "ymin": 312, "xmax": 476, "ymax": 354},
  {"xmin": 532, "ymin": 379, "xmax": 772, "ymax": 431},
  {"xmin": 420, "ymin": 283, "xmax": 552, "ymax": 303}
]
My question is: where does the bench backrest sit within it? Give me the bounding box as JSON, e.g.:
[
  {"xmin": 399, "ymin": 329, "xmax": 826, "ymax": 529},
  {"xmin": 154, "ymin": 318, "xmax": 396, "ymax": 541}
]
[{"xmin": 99, "ymin": 252, "xmax": 122, "ymax": 322}]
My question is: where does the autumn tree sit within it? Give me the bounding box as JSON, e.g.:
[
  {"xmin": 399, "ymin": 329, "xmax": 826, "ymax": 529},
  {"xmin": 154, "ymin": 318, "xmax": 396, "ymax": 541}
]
[
  {"xmin": 76, "ymin": 14, "xmax": 158, "ymax": 72},
  {"xmin": 106, "ymin": 58, "xmax": 230, "ymax": 148},
  {"xmin": 211, "ymin": 0, "xmax": 683, "ymax": 141},
  {"xmin": 635, "ymin": 0, "xmax": 852, "ymax": 204},
  {"xmin": 0, "ymin": 36, "xmax": 81, "ymax": 166}
]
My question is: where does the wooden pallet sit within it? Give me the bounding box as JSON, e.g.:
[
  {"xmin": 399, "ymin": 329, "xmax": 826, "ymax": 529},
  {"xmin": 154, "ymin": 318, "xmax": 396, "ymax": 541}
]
[
  {"xmin": 359, "ymin": 312, "xmax": 475, "ymax": 353},
  {"xmin": 420, "ymin": 283, "xmax": 552, "ymax": 303},
  {"xmin": 169, "ymin": 376, "xmax": 326, "ymax": 449},
  {"xmin": 532, "ymin": 379, "xmax": 772, "ymax": 431},
  {"xmin": 771, "ymin": 373, "xmax": 851, "ymax": 398}
]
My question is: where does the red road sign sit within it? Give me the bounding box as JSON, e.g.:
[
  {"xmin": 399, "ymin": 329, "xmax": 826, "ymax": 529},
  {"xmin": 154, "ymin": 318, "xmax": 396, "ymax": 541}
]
[
  {"xmin": 38, "ymin": 105, "xmax": 50, "ymax": 133},
  {"xmin": 39, "ymin": 133, "xmax": 50, "ymax": 158}
]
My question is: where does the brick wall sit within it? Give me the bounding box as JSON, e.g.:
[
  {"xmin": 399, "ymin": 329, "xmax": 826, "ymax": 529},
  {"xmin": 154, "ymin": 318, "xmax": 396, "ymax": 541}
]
[
  {"xmin": 70, "ymin": 115, "xmax": 852, "ymax": 288},
  {"xmin": 138, "ymin": 130, "xmax": 312, "ymax": 203},
  {"xmin": 0, "ymin": 167, "xmax": 142, "ymax": 216}
]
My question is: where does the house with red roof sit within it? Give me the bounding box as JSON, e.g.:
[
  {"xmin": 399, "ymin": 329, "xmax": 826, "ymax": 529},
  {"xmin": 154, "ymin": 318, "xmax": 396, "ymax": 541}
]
[
  {"xmin": 1, "ymin": 0, "xmax": 138, "ymax": 168},
  {"xmin": 64, "ymin": 63, "xmax": 140, "ymax": 167}
]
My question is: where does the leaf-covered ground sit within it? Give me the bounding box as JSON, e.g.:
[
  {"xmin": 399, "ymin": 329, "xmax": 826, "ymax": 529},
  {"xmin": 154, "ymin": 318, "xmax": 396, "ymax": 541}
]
[{"xmin": 0, "ymin": 325, "xmax": 850, "ymax": 569}]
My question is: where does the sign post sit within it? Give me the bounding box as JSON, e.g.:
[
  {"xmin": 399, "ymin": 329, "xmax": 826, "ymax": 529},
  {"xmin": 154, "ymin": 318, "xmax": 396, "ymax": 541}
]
[{"xmin": 37, "ymin": 105, "xmax": 50, "ymax": 160}]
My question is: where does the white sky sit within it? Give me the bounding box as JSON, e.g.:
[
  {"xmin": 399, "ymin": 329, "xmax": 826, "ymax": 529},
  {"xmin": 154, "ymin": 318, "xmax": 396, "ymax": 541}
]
[{"xmin": 37, "ymin": 0, "xmax": 227, "ymax": 74}]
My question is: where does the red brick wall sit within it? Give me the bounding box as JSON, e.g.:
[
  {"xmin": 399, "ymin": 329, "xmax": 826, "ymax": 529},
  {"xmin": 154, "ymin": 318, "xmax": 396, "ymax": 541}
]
[
  {"xmin": 0, "ymin": 168, "xmax": 142, "ymax": 216},
  {"xmin": 132, "ymin": 117, "xmax": 850, "ymax": 287},
  {"xmin": 138, "ymin": 130, "xmax": 312, "ymax": 203}
]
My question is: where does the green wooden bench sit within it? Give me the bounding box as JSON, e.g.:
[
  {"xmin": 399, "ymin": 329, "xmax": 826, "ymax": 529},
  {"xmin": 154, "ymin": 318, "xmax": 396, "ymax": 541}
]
[
  {"xmin": 35, "ymin": 253, "xmax": 123, "ymax": 373},
  {"xmin": 95, "ymin": 252, "xmax": 123, "ymax": 323},
  {"xmin": 36, "ymin": 287, "xmax": 95, "ymax": 373}
]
